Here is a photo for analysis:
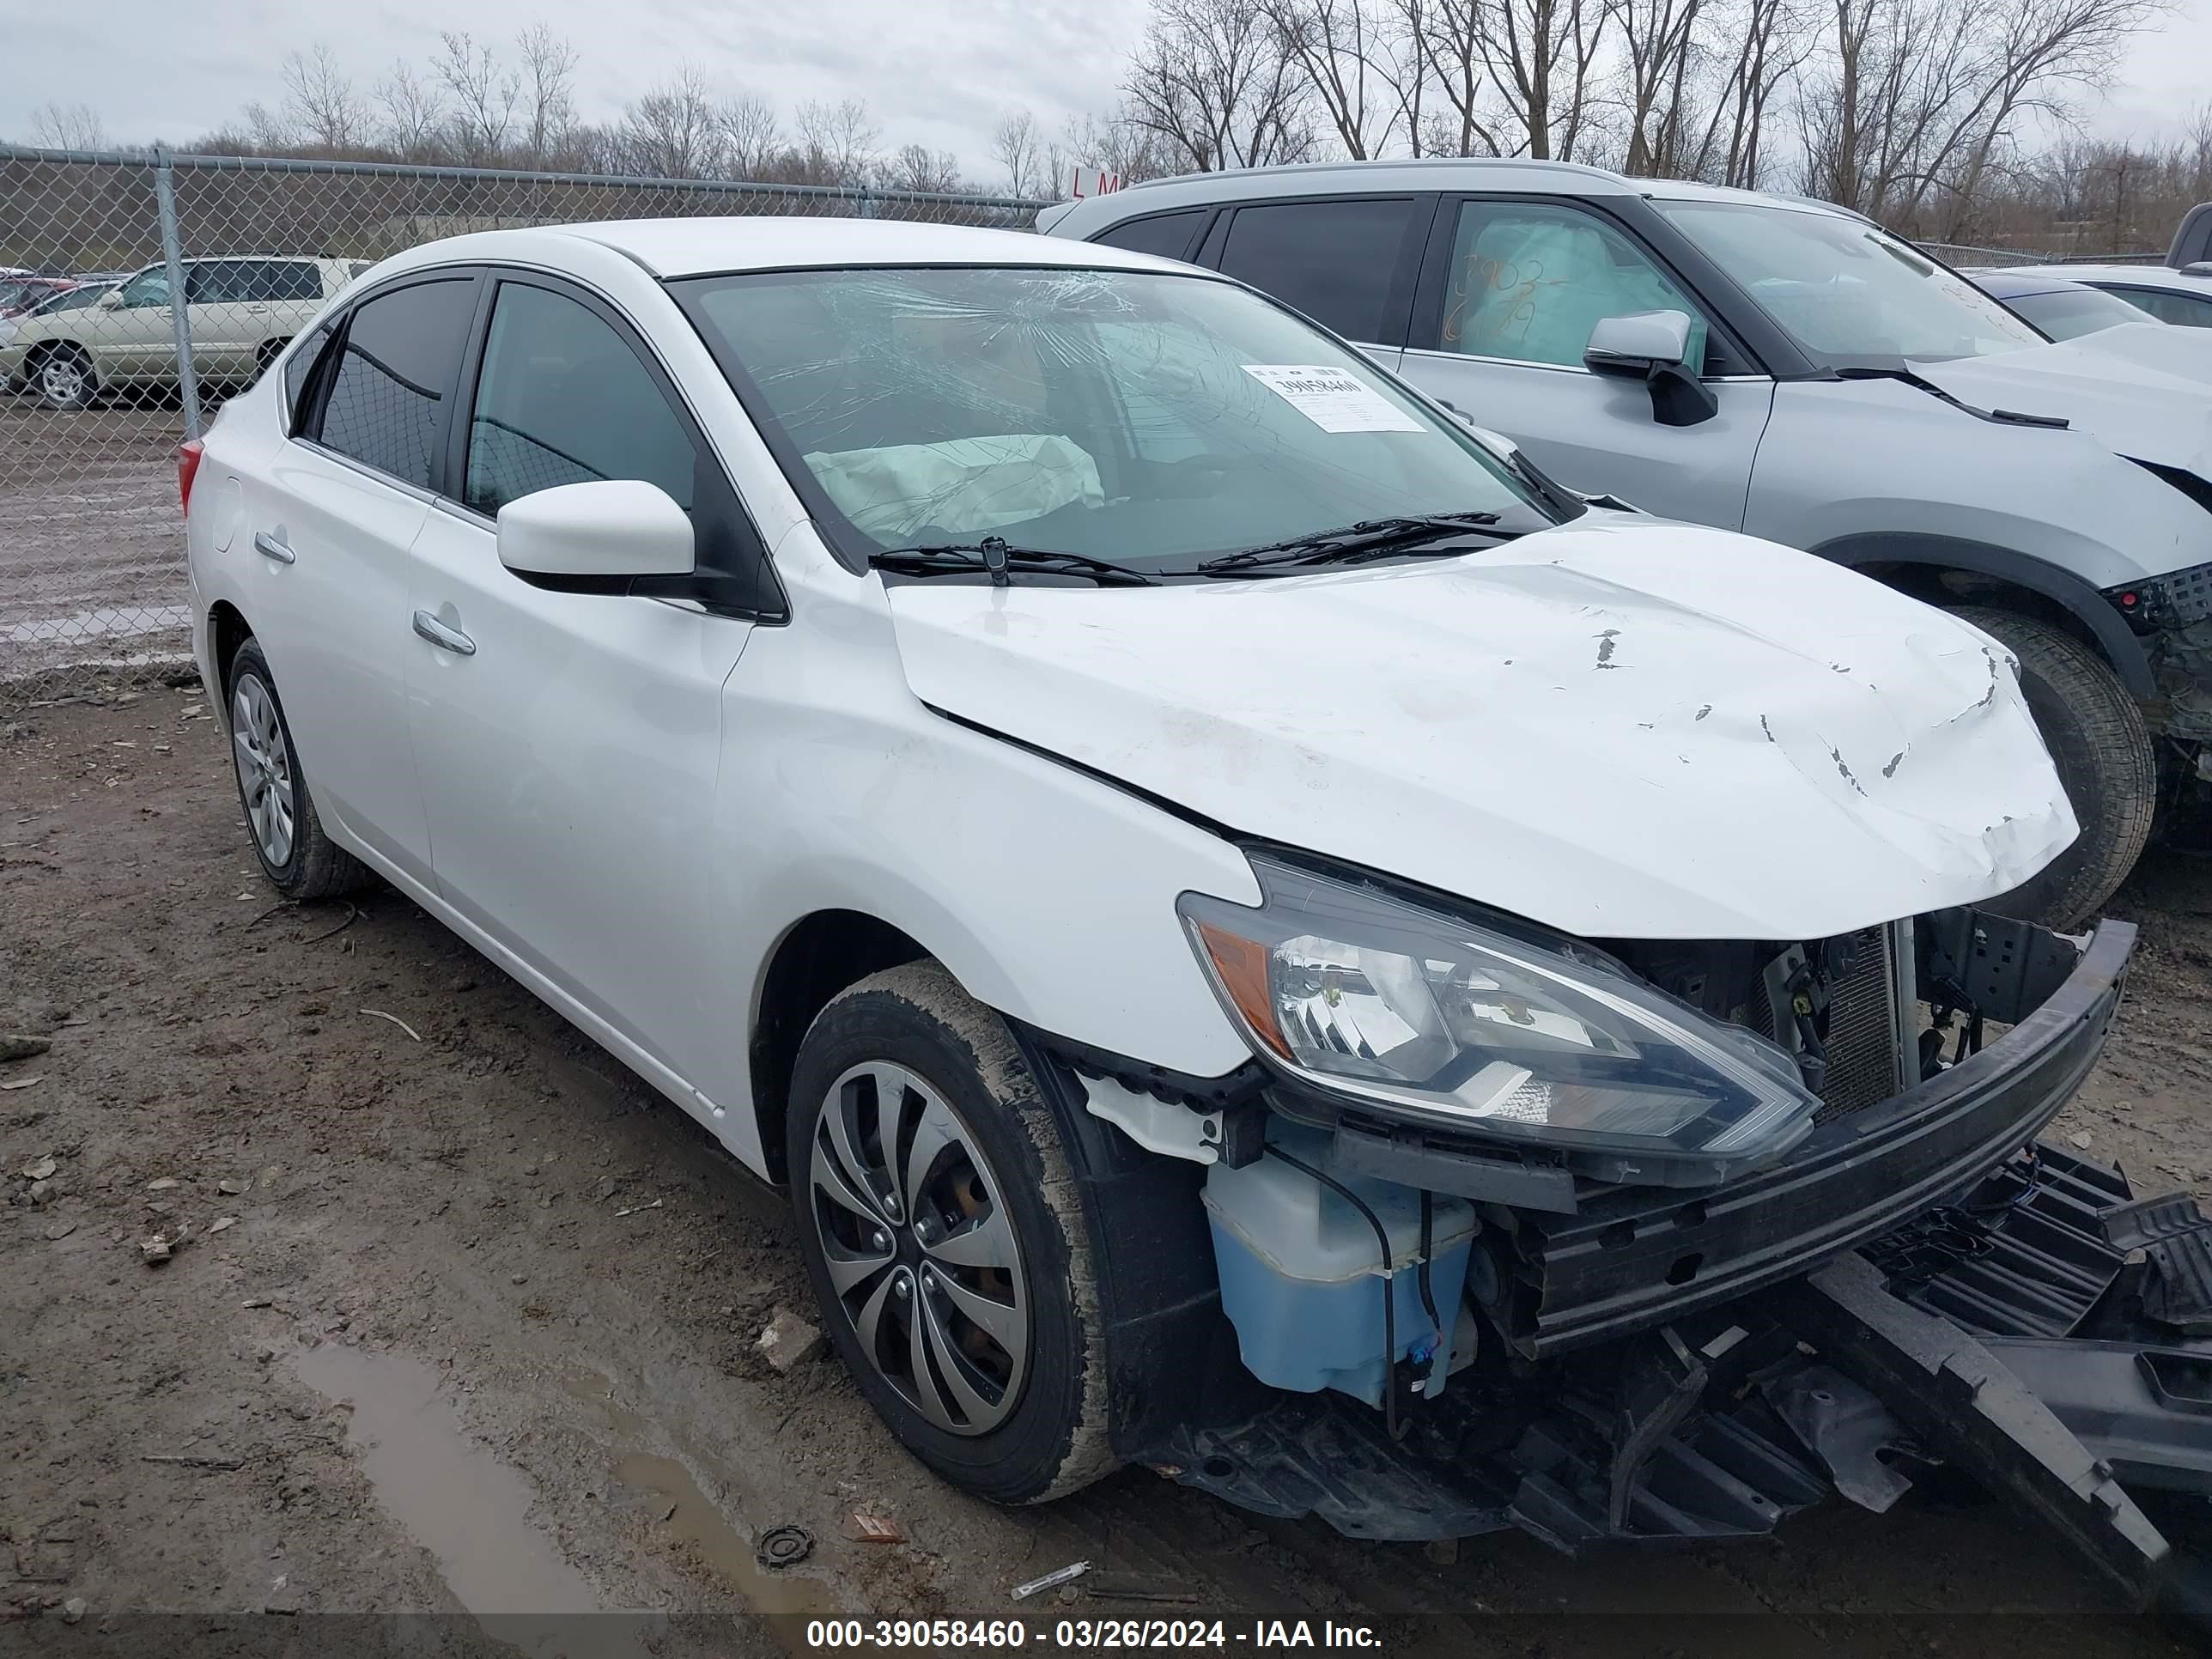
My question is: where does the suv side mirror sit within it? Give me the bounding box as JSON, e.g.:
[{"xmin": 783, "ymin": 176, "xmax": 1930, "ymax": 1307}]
[
  {"xmin": 1583, "ymin": 310, "xmax": 1718, "ymax": 428},
  {"xmin": 496, "ymin": 480, "xmax": 695, "ymax": 579}
]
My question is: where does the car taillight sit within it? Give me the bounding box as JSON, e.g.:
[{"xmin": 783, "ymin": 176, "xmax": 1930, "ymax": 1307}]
[{"xmin": 176, "ymin": 439, "xmax": 204, "ymax": 516}]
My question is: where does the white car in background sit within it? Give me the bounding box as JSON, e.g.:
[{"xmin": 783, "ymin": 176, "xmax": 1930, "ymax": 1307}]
[
  {"xmin": 1995, "ymin": 262, "xmax": 2212, "ymax": 330},
  {"xmin": 0, "ymin": 254, "xmax": 363, "ymax": 410}
]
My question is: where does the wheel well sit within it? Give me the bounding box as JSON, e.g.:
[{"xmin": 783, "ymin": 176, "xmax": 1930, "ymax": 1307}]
[
  {"xmin": 750, "ymin": 910, "xmax": 928, "ymax": 1183},
  {"xmin": 208, "ymin": 601, "xmax": 252, "ymax": 696},
  {"xmin": 1854, "ymin": 562, "xmax": 2111, "ymax": 664},
  {"xmin": 25, "ymin": 337, "xmax": 88, "ymax": 366}
]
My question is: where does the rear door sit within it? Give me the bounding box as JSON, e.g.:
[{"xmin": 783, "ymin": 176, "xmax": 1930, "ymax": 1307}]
[
  {"xmin": 184, "ymin": 260, "xmax": 258, "ymax": 377},
  {"xmin": 1204, "ymin": 194, "xmax": 1430, "ymax": 371},
  {"xmin": 1397, "ymin": 197, "xmax": 1773, "ymax": 526},
  {"xmin": 97, "ymin": 264, "xmax": 178, "ymax": 379},
  {"xmin": 240, "ymin": 272, "xmax": 482, "ymax": 884},
  {"xmin": 404, "ymin": 271, "xmax": 769, "ymax": 1082}
]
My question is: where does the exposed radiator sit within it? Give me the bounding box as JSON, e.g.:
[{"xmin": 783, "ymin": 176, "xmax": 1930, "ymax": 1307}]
[{"xmin": 1748, "ymin": 925, "xmax": 1907, "ymax": 1124}]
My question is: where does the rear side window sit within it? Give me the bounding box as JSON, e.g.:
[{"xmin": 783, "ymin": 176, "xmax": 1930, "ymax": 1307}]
[
  {"xmin": 281, "ymin": 321, "xmax": 336, "ymax": 428},
  {"xmin": 1092, "ymin": 210, "xmax": 1207, "ymax": 263},
  {"xmin": 258, "ymin": 262, "xmax": 323, "ymax": 301},
  {"xmin": 462, "ymin": 281, "xmax": 696, "ymax": 517},
  {"xmin": 314, "ymin": 277, "xmax": 477, "ymax": 489},
  {"xmin": 2112, "ymin": 286, "xmax": 2212, "ymax": 327},
  {"xmin": 1215, "ymin": 198, "xmax": 1417, "ymax": 343}
]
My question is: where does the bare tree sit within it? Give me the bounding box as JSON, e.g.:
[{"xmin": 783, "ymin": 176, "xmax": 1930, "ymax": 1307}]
[
  {"xmin": 993, "ymin": 109, "xmax": 1051, "ymax": 196},
  {"xmin": 27, "ymin": 101, "xmax": 107, "ymax": 149},
  {"xmin": 434, "ymin": 31, "xmax": 520, "ymax": 162},
  {"xmin": 375, "ymin": 62, "xmax": 447, "ymax": 159},
  {"xmin": 720, "ymin": 93, "xmax": 782, "ymax": 179},
  {"xmin": 1124, "ymin": 0, "xmax": 1316, "ymax": 170},
  {"xmin": 1261, "ymin": 0, "xmax": 1413, "ymax": 158},
  {"xmin": 617, "ymin": 65, "xmax": 725, "ymax": 179},
  {"xmin": 517, "ymin": 25, "xmax": 580, "ymax": 163},
  {"xmin": 879, "ymin": 143, "xmax": 966, "ymax": 193},
  {"xmin": 281, "ymin": 45, "xmax": 372, "ymax": 153},
  {"xmin": 795, "ymin": 98, "xmax": 881, "ymax": 184},
  {"xmin": 1613, "ymin": 0, "xmax": 1705, "ymax": 174},
  {"xmin": 1404, "ymin": 0, "xmax": 1507, "ymax": 156},
  {"xmin": 1685, "ymin": 0, "xmax": 1811, "ymax": 185}
]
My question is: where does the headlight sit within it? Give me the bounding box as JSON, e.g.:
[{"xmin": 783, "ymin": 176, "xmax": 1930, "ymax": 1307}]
[{"xmin": 1179, "ymin": 856, "xmax": 1817, "ymax": 1174}]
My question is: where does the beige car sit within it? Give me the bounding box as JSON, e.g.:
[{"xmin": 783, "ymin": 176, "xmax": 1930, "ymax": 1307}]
[{"xmin": 1, "ymin": 255, "xmax": 362, "ymax": 410}]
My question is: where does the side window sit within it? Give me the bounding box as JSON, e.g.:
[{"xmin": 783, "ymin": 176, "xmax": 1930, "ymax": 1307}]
[
  {"xmin": 2115, "ymin": 287, "xmax": 2212, "ymax": 328},
  {"xmin": 264, "ymin": 263, "xmax": 324, "ymax": 301},
  {"xmin": 1092, "ymin": 210, "xmax": 1207, "ymax": 263},
  {"xmin": 185, "ymin": 261, "xmax": 250, "ymax": 303},
  {"xmin": 117, "ymin": 268, "xmax": 171, "ymax": 309},
  {"xmin": 1215, "ymin": 198, "xmax": 1417, "ymax": 343},
  {"xmin": 1430, "ymin": 199, "xmax": 1713, "ymax": 373},
  {"xmin": 463, "ymin": 282, "xmax": 696, "ymax": 518},
  {"xmin": 281, "ymin": 321, "xmax": 337, "ymax": 428},
  {"xmin": 315, "ymin": 277, "xmax": 477, "ymax": 489}
]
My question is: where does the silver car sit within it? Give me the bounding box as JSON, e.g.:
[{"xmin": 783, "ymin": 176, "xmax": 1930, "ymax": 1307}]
[{"xmin": 1045, "ymin": 162, "xmax": 2212, "ymax": 926}]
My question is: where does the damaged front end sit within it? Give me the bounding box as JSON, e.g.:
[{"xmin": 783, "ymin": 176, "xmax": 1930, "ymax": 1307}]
[{"xmin": 1021, "ymin": 897, "xmax": 2212, "ymax": 1626}]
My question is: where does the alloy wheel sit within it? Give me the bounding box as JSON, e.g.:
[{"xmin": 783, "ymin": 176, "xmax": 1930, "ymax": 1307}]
[
  {"xmin": 231, "ymin": 676, "xmax": 296, "ymax": 868},
  {"xmin": 40, "ymin": 354, "xmax": 88, "ymax": 407},
  {"xmin": 808, "ymin": 1060, "xmax": 1030, "ymax": 1436}
]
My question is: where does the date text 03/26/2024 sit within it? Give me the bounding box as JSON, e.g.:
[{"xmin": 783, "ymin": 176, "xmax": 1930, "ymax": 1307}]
[{"xmin": 803, "ymin": 1619, "xmax": 1384, "ymax": 1649}]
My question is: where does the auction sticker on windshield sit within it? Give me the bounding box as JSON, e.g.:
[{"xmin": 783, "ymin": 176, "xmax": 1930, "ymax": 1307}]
[{"xmin": 1241, "ymin": 364, "xmax": 1424, "ymax": 433}]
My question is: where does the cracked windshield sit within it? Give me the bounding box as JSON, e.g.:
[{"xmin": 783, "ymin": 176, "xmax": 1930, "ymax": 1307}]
[{"xmin": 678, "ymin": 265, "xmax": 1553, "ymax": 569}]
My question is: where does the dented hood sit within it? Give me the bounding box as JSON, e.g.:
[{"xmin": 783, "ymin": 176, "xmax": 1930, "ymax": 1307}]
[
  {"xmin": 885, "ymin": 517, "xmax": 2076, "ymax": 940},
  {"xmin": 1909, "ymin": 325, "xmax": 2212, "ymax": 478}
]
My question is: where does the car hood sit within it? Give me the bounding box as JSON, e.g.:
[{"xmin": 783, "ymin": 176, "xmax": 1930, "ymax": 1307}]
[
  {"xmin": 884, "ymin": 516, "xmax": 2075, "ymax": 941},
  {"xmin": 1909, "ymin": 325, "xmax": 2212, "ymax": 478}
]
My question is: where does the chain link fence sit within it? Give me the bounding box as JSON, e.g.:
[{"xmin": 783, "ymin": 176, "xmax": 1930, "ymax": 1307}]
[{"xmin": 0, "ymin": 144, "xmax": 1047, "ymax": 706}]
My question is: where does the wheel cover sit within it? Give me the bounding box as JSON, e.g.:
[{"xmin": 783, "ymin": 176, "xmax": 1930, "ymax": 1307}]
[
  {"xmin": 40, "ymin": 355, "xmax": 86, "ymax": 403},
  {"xmin": 231, "ymin": 676, "xmax": 296, "ymax": 868},
  {"xmin": 808, "ymin": 1060, "xmax": 1030, "ymax": 1436}
]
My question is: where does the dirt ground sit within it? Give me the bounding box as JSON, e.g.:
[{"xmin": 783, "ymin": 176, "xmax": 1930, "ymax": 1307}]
[{"xmin": 5, "ymin": 687, "xmax": 2212, "ymax": 1658}]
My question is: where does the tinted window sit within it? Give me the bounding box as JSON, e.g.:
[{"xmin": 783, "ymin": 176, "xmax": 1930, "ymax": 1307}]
[
  {"xmin": 1216, "ymin": 198, "xmax": 1415, "ymax": 343},
  {"xmin": 1093, "ymin": 210, "xmax": 1206, "ymax": 263},
  {"xmin": 464, "ymin": 282, "xmax": 696, "ymax": 517},
  {"xmin": 281, "ymin": 321, "xmax": 337, "ymax": 428},
  {"xmin": 2002, "ymin": 285, "xmax": 2150, "ymax": 341},
  {"xmin": 2112, "ymin": 287, "xmax": 2212, "ymax": 327},
  {"xmin": 1431, "ymin": 199, "xmax": 1714, "ymax": 372},
  {"xmin": 316, "ymin": 278, "xmax": 476, "ymax": 489}
]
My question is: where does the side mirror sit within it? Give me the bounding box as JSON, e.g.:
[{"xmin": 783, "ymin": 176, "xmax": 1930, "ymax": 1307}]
[
  {"xmin": 496, "ymin": 479, "xmax": 694, "ymax": 579},
  {"xmin": 2184, "ymin": 261, "xmax": 2212, "ymax": 278},
  {"xmin": 98, "ymin": 289, "xmax": 124, "ymax": 309},
  {"xmin": 1584, "ymin": 310, "xmax": 1692, "ymax": 373},
  {"xmin": 1583, "ymin": 309, "xmax": 1718, "ymax": 429}
]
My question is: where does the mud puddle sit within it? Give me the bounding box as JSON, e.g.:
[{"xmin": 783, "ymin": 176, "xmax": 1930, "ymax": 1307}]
[
  {"xmin": 296, "ymin": 1343, "xmax": 655, "ymax": 1658},
  {"xmin": 563, "ymin": 1372, "xmax": 835, "ymax": 1626}
]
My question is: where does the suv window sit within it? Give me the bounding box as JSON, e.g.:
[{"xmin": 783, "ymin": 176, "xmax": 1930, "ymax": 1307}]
[
  {"xmin": 1430, "ymin": 200, "xmax": 1712, "ymax": 373},
  {"xmin": 1215, "ymin": 198, "xmax": 1417, "ymax": 343},
  {"xmin": 315, "ymin": 277, "xmax": 477, "ymax": 489},
  {"xmin": 463, "ymin": 281, "xmax": 696, "ymax": 518},
  {"xmin": 1092, "ymin": 210, "xmax": 1207, "ymax": 263},
  {"xmin": 191, "ymin": 260, "xmax": 322, "ymax": 303}
]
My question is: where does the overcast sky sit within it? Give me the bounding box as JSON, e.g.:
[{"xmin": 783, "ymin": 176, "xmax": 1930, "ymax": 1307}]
[{"xmin": 0, "ymin": 0, "xmax": 2204, "ymax": 184}]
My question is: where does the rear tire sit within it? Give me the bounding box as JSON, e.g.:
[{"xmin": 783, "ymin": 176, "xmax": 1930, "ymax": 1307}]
[
  {"xmin": 32, "ymin": 343, "xmax": 94, "ymax": 411},
  {"xmin": 786, "ymin": 962, "xmax": 1118, "ymax": 1505},
  {"xmin": 224, "ymin": 639, "xmax": 371, "ymax": 901},
  {"xmin": 1952, "ymin": 605, "xmax": 2154, "ymax": 928}
]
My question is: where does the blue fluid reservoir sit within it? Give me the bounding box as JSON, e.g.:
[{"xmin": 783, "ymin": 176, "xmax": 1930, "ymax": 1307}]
[{"xmin": 1203, "ymin": 1126, "xmax": 1478, "ymax": 1407}]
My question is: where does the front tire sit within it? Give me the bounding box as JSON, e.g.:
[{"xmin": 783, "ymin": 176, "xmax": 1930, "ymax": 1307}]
[
  {"xmin": 1953, "ymin": 605, "xmax": 2155, "ymax": 927},
  {"xmin": 32, "ymin": 343, "xmax": 95, "ymax": 411},
  {"xmin": 786, "ymin": 962, "xmax": 1117, "ymax": 1504},
  {"xmin": 225, "ymin": 639, "xmax": 370, "ymax": 901}
]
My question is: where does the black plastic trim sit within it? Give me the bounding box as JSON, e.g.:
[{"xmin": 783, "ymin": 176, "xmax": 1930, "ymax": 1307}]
[
  {"xmin": 1512, "ymin": 920, "xmax": 2133, "ymax": 1358},
  {"xmin": 1813, "ymin": 532, "xmax": 2158, "ymax": 696}
]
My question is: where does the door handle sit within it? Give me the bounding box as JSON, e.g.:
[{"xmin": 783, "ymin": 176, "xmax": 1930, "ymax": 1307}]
[
  {"xmin": 252, "ymin": 530, "xmax": 295, "ymax": 564},
  {"xmin": 411, "ymin": 610, "xmax": 477, "ymax": 657}
]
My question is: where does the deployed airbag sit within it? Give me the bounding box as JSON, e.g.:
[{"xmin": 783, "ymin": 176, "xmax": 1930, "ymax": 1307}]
[{"xmin": 804, "ymin": 433, "xmax": 1103, "ymax": 541}]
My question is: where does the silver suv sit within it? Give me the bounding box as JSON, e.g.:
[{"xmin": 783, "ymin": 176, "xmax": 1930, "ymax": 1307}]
[
  {"xmin": 1045, "ymin": 162, "xmax": 2212, "ymax": 926},
  {"xmin": 1, "ymin": 255, "xmax": 362, "ymax": 410}
]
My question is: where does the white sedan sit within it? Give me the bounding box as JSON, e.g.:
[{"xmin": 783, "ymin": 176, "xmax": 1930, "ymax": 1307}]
[{"xmin": 184, "ymin": 217, "xmax": 2094, "ymax": 1517}]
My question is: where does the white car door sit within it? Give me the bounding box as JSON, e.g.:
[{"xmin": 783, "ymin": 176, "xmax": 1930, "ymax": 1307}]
[
  {"xmin": 239, "ymin": 272, "xmax": 483, "ymax": 884},
  {"xmin": 1394, "ymin": 197, "xmax": 1774, "ymax": 527},
  {"xmin": 405, "ymin": 272, "xmax": 769, "ymax": 1088}
]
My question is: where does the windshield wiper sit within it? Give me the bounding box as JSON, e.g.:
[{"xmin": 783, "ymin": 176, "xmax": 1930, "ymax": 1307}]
[
  {"xmin": 870, "ymin": 537, "xmax": 1161, "ymax": 587},
  {"xmin": 1193, "ymin": 512, "xmax": 1511, "ymax": 575},
  {"xmin": 1829, "ymin": 365, "xmax": 2069, "ymax": 428}
]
